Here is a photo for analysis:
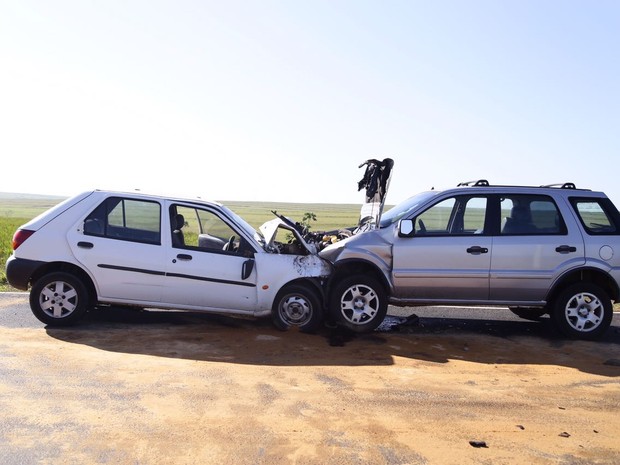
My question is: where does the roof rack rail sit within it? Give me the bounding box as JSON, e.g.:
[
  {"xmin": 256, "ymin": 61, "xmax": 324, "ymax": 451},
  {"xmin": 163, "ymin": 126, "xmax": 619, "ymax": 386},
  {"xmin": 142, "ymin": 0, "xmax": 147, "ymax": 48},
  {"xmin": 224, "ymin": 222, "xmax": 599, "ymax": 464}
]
[
  {"xmin": 541, "ymin": 182, "xmax": 577, "ymax": 189},
  {"xmin": 457, "ymin": 179, "xmax": 489, "ymax": 187}
]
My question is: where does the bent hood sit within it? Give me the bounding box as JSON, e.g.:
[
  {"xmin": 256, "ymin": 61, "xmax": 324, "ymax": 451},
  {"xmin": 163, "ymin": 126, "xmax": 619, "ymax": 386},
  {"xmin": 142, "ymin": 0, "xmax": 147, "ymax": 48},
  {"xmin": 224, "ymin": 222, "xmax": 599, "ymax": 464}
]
[{"xmin": 259, "ymin": 218, "xmax": 319, "ymax": 255}]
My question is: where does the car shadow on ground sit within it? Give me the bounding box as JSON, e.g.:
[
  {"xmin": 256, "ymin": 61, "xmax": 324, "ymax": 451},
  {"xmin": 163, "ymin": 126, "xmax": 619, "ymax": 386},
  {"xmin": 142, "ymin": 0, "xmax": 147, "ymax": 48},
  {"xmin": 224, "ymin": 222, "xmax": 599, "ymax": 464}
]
[{"xmin": 45, "ymin": 305, "xmax": 620, "ymax": 376}]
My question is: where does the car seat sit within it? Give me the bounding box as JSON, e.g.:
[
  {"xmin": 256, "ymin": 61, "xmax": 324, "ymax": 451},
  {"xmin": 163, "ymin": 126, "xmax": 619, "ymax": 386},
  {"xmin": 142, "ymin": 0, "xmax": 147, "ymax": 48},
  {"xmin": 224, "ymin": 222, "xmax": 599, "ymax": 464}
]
[{"xmin": 172, "ymin": 213, "xmax": 185, "ymax": 247}]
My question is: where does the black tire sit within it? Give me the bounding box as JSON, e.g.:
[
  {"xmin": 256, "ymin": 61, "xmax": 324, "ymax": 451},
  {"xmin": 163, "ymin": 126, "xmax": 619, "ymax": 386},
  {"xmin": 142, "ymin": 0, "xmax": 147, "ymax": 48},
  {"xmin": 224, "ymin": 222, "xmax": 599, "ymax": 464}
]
[
  {"xmin": 29, "ymin": 272, "xmax": 90, "ymax": 326},
  {"xmin": 272, "ymin": 284, "xmax": 323, "ymax": 333},
  {"xmin": 509, "ymin": 307, "xmax": 547, "ymax": 321},
  {"xmin": 329, "ymin": 275, "xmax": 388, "ymax": 333},
  {"xmin": 551, "ymin": 283, "xmax": 613, "ymax": 340}
]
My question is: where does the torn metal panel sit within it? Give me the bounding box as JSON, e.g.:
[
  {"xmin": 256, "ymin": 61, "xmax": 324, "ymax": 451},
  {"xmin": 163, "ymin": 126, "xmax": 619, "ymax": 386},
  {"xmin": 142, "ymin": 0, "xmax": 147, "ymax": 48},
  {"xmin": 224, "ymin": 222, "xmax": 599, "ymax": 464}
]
[
  {"xmin": 258, "ymin": 158, "xmax": 396, "ymax": 257},
  {"xmin": 356, "ymin": 158, "xmax": 394, "ymax": 232}
]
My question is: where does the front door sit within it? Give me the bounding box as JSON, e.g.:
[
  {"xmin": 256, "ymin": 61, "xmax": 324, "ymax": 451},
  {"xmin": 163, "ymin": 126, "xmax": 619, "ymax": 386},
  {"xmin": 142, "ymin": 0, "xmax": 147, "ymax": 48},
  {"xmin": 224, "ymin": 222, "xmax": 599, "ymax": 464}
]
[
  {"xmin": 162, "ymin": 203, "xmax": 258, "ymax": 312},
  {"xmin": 392, "ymin": 195, "xmax": 491, "ymax": 301}
]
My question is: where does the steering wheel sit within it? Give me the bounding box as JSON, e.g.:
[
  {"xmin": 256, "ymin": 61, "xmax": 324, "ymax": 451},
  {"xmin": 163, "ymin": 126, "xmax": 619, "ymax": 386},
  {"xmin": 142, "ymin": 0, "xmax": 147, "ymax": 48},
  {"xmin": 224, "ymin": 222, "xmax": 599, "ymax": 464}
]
[{"xmin": 225, "ymin": 235, "xmax": 236, "ymax": 252}]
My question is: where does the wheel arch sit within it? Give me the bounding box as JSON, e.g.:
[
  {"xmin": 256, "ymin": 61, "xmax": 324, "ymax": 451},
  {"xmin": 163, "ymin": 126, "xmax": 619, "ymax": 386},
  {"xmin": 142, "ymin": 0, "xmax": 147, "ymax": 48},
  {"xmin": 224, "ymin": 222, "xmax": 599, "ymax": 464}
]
[
  {"xmin": 326, "ymin": 259, "xmax": 391, "ymax": 298},
  {"xmin": 30, "ymin": 262, "xmax": 98, "ymax": 305},
  {"xmin": 547, "ymin": 267, "xmax": 620, "ymax": 305},
  {"xmin": 274, "ymin": 277, "xmax": 325, "ymax": 303}
]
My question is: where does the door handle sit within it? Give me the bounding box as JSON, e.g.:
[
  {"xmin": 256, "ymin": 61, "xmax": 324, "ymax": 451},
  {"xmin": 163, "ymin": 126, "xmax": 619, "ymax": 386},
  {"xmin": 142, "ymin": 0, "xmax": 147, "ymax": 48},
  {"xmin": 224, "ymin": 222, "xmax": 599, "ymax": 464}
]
[
  {"xmin": 176, "ymin": 254, "xmax": 193, "ymax": 261},
  {"xmin": 241, "ymin": 259, "xmax": 255, "ymax": 280},
  {"xmin": 466, "ymin": 246, "xmax": 488, "ymax": 254},
  {"xmin": 555, "ymin": 245, "xmax": 577, "ymax": 254},
  {"xmin": 77, "ymin": 241, "xmax": 94, "ymax": 249}
]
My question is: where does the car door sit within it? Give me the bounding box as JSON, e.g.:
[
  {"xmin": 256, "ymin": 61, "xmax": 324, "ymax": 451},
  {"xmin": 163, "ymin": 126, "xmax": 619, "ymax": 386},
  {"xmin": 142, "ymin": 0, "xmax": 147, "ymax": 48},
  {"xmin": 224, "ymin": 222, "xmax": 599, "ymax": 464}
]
[
  {"xmin": 489, "ymin": 194, "xmax": 585, "ymax": 302},
  {"xmin": 392, "ymin": 195, "xmax": 492, "ymax": 301},
  {"xmin": 68, "ymin": 196, "xmax": 166, "ymax": 302},
  {"xmin": 162, "ymin": 202, "xmax": 258, "ymax": 312}
]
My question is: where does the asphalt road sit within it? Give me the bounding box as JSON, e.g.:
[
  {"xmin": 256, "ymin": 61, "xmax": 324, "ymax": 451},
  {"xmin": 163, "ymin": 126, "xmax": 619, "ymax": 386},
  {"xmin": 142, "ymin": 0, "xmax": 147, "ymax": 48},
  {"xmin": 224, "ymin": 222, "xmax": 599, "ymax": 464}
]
[{"xmin": 1, "ymin": 292, "xmax": 620, "ymax": 465}]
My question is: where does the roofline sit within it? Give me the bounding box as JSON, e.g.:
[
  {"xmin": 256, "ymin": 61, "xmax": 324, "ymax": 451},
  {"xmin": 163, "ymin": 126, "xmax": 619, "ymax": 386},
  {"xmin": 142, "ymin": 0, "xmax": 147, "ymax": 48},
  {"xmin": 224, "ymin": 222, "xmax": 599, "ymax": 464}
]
[
  {"xmin": 454, "ymin": 179, "xmax": 592, "ymax": 192},
  {"xmin": 89, "ymin": 188, "xmax": 224, "ymax": 207}
]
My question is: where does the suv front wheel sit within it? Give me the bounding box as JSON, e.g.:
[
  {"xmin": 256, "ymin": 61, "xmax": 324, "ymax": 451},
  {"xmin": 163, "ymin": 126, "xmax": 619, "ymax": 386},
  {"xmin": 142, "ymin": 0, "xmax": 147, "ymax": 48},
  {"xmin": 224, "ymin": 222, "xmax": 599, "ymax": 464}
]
[
  {"xmin": 30, "ymin": 272, "xmax": 90, "ymax": 326},
  {"xmin": 551, "ymin": 283, "xmax": 613, "ymax": 340},
  {"xmin": 329, "ymin": 275, "xmax": 388, "ymax": 333}
]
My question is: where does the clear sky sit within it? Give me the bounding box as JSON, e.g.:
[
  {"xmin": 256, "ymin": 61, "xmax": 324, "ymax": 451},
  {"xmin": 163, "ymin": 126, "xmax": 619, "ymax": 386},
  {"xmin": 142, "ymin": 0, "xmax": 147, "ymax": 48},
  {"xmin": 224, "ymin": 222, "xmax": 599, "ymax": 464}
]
[{"xmin": 1, "ymin": 1, "xmax": 618, "ymax": 206}]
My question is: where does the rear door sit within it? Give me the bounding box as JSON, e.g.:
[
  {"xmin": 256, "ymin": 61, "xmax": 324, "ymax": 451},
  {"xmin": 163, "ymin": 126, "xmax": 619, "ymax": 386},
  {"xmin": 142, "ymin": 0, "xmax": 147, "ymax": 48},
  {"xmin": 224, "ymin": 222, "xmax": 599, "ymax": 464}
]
[
  {"xmin": 392, "ymin": 195, "xmax": 492, "ymax": 301},
  {"xmin": 489, "ymin": 194, "xmax": 585, "ymax": 302},
  {"xmin": 68, "ymin": 196, "xmax": 166, "ymax": 302}
]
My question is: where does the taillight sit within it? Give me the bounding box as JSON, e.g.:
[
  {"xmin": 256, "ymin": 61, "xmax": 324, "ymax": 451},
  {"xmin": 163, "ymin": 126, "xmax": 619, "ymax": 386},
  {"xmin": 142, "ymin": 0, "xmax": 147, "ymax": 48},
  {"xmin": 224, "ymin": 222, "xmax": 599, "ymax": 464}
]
[{"xmin": 12, "ymin": 229, "xmax": 35, "ymax": 250}]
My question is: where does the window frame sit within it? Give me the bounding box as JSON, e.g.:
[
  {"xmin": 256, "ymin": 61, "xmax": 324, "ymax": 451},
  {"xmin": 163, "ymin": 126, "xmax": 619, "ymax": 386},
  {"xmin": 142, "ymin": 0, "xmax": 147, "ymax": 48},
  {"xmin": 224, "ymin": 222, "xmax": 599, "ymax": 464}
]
[
  {"xmin": 493, "ymin": 194, "xmax": 567, "ymax": 236},
  {"xmin": 83, "ymin": 196, "xmax": 162, "ymax": 245}
]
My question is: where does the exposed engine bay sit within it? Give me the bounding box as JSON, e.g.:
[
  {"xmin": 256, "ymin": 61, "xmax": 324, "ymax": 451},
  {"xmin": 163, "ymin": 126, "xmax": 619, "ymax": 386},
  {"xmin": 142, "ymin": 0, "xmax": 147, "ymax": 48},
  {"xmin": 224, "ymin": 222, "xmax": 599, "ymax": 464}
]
[{"xmin": 261, "ymin": 158, "xmax": 394, "ymax": 255}]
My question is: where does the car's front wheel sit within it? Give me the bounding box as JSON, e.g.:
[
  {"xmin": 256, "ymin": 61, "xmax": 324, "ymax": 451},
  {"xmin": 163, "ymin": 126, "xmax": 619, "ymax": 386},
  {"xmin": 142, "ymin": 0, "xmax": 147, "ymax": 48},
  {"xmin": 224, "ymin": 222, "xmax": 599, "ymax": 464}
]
[
  {"xmin": 30, "ymin": 272, "xmax": 90, "ymax": 326},
  {"xmin": 272, "ymin": 284, "xmax": 323, "ymax": 333},
  {"xmin": 551, "ymin": 283, "xmax": 613, "ymax": 340},
  {"xmin": 329, "ymin": 275, "xmax": 388, "ymax": 333}
]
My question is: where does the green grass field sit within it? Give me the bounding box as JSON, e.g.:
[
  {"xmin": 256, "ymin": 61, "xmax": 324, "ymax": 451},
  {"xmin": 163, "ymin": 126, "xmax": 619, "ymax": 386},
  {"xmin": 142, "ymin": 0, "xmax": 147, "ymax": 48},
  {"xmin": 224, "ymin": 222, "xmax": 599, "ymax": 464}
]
[{"xmin": 0, "ymin": 195, "xmax": 363, "ymax": 290}]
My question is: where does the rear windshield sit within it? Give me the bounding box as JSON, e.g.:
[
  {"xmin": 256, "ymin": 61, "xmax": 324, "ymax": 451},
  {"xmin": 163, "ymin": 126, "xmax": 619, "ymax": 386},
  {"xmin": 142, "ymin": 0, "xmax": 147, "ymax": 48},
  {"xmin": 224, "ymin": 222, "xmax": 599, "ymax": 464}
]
[{"xmin": 570, "ymin": 197, "xmax": 620, "ymax": 235}]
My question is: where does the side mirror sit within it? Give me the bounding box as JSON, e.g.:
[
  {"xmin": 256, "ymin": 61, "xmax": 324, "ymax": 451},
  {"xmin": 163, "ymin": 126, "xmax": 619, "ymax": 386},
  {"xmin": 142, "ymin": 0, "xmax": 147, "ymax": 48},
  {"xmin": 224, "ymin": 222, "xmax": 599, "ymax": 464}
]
[{"xmin": 398, "ymin": 219, "xmax": 415, "ymax": 237}]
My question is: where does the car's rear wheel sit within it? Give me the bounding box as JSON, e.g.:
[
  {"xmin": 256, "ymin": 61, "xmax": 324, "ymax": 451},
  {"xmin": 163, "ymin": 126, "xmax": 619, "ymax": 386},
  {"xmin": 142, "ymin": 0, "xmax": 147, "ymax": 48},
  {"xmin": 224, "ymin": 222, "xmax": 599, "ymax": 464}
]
[
  {"xmin": 30, "ymin": 272, "xmax": 90, "ymax": 326},
  {"xmin": 272, "ymin": 284, "xmax": 323, "ymax": 333},
  {"xmin": 329, "ymin": 275, "xmax": 387, "ymax": 333},
  {"xmin": 551, "ymin": 283, "xmax": 613, "ymax": 340}
]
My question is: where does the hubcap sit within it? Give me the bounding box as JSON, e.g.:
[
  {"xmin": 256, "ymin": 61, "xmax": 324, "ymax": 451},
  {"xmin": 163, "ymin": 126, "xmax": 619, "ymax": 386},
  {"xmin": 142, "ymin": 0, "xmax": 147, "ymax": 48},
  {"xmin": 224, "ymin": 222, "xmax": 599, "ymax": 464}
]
[
  {"xmin": 39, "ymin": 281, "xmax": 78, "ymax": 319},
  {"xmin": 280, "ymin": 295, "xmax": 311, "ymax": 325},
  {"xmin": 340, "ymin": 284, "xmax": 379, "ymax": 325},
  {"xmin": 564, "ymin": 292, "xmax": 603, "ymax": 333}
]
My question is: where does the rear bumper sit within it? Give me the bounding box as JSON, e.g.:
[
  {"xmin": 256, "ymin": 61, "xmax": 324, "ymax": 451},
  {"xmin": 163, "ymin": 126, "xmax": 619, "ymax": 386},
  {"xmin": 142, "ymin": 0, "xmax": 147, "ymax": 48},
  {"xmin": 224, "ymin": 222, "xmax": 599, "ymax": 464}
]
[{"xmin": 5, "ymin": 256, "xmax": 45, "ymax": 290}]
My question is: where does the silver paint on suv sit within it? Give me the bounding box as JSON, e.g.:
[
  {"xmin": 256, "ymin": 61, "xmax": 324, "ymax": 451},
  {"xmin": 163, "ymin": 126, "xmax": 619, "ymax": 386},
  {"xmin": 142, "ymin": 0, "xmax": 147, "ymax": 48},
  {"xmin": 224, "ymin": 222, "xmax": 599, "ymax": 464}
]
[{"xmin": 320, "ymin": 180, "xmax": 620, "ymax": 339}]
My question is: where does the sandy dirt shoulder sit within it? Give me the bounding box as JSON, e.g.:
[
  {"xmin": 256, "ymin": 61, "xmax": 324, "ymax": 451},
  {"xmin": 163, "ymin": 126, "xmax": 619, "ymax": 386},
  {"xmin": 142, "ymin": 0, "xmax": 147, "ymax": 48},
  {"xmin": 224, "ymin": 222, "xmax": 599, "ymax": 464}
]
[{"xmin": 1, "ymin": 299, "xmax": 619, "ymax": 464}]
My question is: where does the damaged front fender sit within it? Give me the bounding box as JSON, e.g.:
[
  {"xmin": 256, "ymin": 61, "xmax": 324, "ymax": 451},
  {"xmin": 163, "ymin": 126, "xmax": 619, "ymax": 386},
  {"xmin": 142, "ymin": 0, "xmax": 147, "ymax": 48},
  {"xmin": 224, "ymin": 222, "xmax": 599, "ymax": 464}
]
[
  {"xmin": 253, "ymin": 253, "xmax": 332, "ymax": 316},
  {"xmin": 319, "ymin": 228, "xmax": 393, "ymax": 289}
]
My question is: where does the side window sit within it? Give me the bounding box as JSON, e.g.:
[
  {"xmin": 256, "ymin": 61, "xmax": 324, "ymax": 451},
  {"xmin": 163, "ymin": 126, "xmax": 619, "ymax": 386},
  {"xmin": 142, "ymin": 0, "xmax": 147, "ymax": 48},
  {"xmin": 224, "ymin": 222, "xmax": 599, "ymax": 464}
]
[
  {"xmin": 170, "ymin": 205, "xmax": 252, "ymax": 256},
  {"xmin": 500, "ymin": 195, "xmax": 564, "ymax": 235},
  {"xmin": 84, "ymin": 197, "xmax": 161, "ymax": 244},
  {"xmin": 571, "ymin": 199, "xmax": 618, "ymax": 235},
  {"xmin": 414, "ymin": 196, "xmax": 487, "ymax": 236}
]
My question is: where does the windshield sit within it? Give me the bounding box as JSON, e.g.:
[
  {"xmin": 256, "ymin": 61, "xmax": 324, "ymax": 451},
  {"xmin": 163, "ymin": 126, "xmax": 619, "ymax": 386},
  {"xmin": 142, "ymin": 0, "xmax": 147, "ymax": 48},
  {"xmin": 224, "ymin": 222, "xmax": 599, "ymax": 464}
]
[
  {"xmin": 220, "ymin": 205, "xmax": 264, "ymax": 245},
  {"xmin": 379, "ymin": 191, "xmax": 440, "ymax": 228}
]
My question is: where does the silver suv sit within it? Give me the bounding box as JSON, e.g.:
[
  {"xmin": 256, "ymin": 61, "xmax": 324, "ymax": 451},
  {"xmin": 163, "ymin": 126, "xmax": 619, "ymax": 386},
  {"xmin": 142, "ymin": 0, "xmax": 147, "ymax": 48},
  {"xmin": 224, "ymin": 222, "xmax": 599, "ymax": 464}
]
[{"xmin": 320, "ymin": 180, "xmax": 620, "ymax": 340}]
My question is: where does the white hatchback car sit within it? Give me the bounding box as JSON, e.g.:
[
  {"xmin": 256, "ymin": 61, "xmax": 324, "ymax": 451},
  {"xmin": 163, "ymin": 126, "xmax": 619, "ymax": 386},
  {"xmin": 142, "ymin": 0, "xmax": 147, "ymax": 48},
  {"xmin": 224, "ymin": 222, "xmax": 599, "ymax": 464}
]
[{"xmin": 6, "ymin": 190, "xmax": 332, "ymax": 331}]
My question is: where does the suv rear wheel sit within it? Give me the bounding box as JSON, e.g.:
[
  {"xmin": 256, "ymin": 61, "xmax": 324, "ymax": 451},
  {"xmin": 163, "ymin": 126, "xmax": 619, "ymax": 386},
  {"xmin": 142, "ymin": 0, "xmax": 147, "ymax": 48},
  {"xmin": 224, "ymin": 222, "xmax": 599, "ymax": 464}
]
[
  {"xmin": 30, "ymin": 272, "xmax": 90, "ymax": 326},
  {"xmin": 551, "ymin": 283, "xmax": 613, "ymax": 340},
  {"xmin": 329, "ymin": 275, "xmax": 387, "ymax": 333}
]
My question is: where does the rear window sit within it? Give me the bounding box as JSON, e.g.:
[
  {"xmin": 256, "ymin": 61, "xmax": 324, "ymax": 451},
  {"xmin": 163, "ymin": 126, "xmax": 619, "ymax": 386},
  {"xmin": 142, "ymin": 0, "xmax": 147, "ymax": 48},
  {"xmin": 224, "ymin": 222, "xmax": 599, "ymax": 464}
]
[
  {"xmin": 500, "ymin": 195, "xmax": 565, "ymax": 235},
  {"xmin": 571, "ymin": 198, "xmax": 619, "ymax": 235},
  {"xmin": 83, "ymin": 197, "xmax": 161, "ymax": 244}
]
